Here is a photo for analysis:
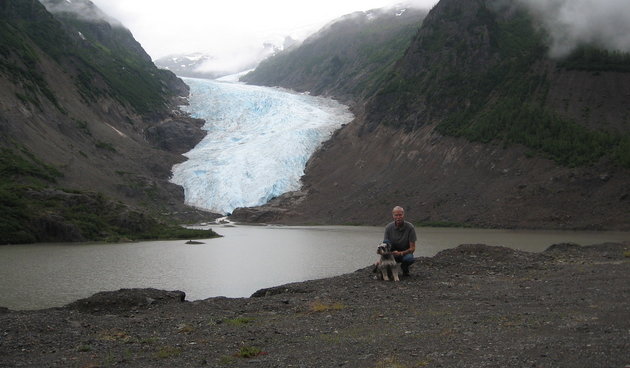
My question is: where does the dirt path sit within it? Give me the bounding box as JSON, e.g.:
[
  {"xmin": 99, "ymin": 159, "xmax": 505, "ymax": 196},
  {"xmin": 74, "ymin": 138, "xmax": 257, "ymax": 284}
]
[{"xmin": 1, "ymin": 242, "xmax": 628, "ymax": 367}]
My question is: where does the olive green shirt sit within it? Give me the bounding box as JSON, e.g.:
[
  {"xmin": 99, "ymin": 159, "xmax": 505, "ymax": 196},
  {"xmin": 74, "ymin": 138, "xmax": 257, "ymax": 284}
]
[{"xmin": 384, "ymin": 221, "xmax": 417, "ymax": 252}]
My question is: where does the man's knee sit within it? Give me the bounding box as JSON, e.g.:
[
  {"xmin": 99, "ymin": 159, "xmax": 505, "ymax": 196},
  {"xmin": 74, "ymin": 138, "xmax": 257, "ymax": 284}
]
[{"xmin": 395, "ymin": 254, "xmax": 414, "ymax": 265}]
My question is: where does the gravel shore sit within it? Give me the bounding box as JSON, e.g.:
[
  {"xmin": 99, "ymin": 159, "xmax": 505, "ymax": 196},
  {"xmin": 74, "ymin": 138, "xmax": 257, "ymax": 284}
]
[{"xmin": 1, "ymin": 242, "xmax": 628, "ymax": 368}]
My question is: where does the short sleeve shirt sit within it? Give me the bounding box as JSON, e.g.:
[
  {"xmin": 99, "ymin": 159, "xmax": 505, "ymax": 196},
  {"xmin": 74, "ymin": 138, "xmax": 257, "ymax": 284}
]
[{"xmin": 384, "ymin": 221, "xmax": 417, "ymax": 252}]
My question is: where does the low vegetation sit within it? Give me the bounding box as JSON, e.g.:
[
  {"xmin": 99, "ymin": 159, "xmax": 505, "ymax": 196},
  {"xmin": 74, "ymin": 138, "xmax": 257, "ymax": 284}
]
[
  {"xmin": 0, "ymin": 1, "xmax": 178, "ymax": 115},
  {"xmin": 0, "ymin": 6, "xmax": 66, "ymax": 113},
  {"xmin": 309, "ymin": 301, "xmax": 346, "ymax": 313},
  {"xmin": 156, "ymin": 346, "xmax": 182, "ymax": 359},
  {"xmin": 558, "ymin": 46, "xmax": 630, "ymax": 73},
  {"xmin": 225, "ymin": 317, "xmax": 256, "ymax": 326},
  {"xmin": 0, "ymin": 147, "xmax": 218, "ymax": 244},
  {"xmin": 234, "ymin": 346, "xmax": 266, "ymax": 359},
  {"xmin": 417, "ymin": 221, "xmax": 472, "ymax": 228},
  {"xmin": 434, "ymin": 15, "xmax": 630, "ymax": 168},
  {"xmin": 242, "ymin": 8, "xmax": 427, "ymax": 100},
  {"xmin": 375, "ymin": 7, "xmax": 630, "ymax": 168}
]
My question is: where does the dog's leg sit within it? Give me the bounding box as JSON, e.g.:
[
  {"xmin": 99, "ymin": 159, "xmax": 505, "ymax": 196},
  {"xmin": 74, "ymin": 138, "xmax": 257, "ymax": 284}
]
[
  {"xmin": 381, "ymin": 269, "xmax": 389, "ymax": 281},
  {"xmin": 393, "ymin": 264, "xmax": 401, "ymax": 281}
]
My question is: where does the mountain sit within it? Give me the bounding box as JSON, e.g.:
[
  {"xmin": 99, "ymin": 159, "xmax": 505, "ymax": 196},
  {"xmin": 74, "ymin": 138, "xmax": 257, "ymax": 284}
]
[
  {"xmin": 241, "ymin": 6, "xmax": 429, "ymax": 103},
  {"xmin": 153, "ymin": 38, "xmax": 296, "ymax": 80},
  {"xmin": 154, "ymin": 53, "xmax": 224, "ymax": 79},
  {"xmin": 0, "ymin": 0, "xmax": 216, "ymax": 243},
  {"xmin": 233, "ymin": 0, "xmax": 630, "ymax": 230}
]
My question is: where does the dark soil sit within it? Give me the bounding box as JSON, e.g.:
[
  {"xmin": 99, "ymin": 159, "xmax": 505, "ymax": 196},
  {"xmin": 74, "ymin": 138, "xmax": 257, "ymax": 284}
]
[{"xmin": 1, "ymin": 242, "xmax": 629, "ymax": 368}]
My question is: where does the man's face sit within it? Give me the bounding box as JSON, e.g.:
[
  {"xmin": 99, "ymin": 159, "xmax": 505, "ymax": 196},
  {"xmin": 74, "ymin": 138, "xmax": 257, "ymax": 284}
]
[{"xmin": 392, "ymin": 209, "xmax": 404, "ymax": 226}]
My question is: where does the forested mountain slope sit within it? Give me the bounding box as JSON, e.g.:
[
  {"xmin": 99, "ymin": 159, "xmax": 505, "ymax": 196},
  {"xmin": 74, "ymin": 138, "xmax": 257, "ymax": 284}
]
[
  {"xmin": 241, "ymin": 6, "xmax": 428, "ymax": 103},
  {"xmin": 0, "ymin": 0, "xmax": 214, "ymax": 243},
  {"xmin": 233, "ymin": 0, "xmax": 630, "ymax": 230}
]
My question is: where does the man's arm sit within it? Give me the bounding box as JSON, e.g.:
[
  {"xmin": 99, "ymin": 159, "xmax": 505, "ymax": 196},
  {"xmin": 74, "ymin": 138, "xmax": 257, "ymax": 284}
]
[
  {"xmin": 393, "ymin": 242, "xmax": 415, "ymax": 257},
  {"xmin": 407, "ymin": 241, "xmax": 416, "ymax": 255}
]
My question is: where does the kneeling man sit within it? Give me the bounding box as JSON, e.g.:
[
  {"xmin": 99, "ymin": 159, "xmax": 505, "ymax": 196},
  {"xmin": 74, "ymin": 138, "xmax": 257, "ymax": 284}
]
[{"xmin": 383, "ymin": 206, "xmax": 416, "ymax": 276}]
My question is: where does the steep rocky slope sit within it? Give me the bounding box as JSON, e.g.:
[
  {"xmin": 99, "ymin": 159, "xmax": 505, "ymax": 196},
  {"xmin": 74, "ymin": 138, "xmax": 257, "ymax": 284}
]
[
  {"xmin": 0, "ymin": 0, "xmax": 216, "ymax": 243},
  {"xmin": 233, "ymin": 0, "xmax": 629, "ymax": 229}
]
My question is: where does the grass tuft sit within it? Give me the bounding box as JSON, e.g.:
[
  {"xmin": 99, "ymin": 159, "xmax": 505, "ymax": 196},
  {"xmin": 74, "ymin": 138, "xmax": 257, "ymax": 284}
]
[
  {"xmin": 234, "ymin": 346, "xmax": 266, "ymax": 358},
  {"xmin": 309, "ymin": 301, "xmax": 346, "ymax": 313},
  {"xmin": 76, "ymin": 344, "xmax": 92, "ymax": 352},
  {"xmin": 156, "ymin": 346, "xmax": 182, "ymax": 359},
  {"xmin": 225, "ymin": 317, "xmax": 255, "ymax": 326}
]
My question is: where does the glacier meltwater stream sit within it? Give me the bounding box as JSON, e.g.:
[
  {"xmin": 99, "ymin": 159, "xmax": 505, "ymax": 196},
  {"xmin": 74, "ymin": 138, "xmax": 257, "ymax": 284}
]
[{"xmin": 170, "ymin": 77, "xmax": 354, "ymax": 214}]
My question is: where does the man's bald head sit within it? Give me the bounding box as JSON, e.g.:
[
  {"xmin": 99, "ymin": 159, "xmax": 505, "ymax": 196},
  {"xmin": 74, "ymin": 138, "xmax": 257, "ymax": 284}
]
[{"xmin": 392, "ymin": 206, "xmax": 405, "ymax": 226}]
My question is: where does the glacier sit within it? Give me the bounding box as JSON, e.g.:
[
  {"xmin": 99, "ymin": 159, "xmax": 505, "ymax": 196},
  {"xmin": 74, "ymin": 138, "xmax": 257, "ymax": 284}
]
[{"xmin": 170, "ymin": 77, "xmax": 354, "ymax": 214}]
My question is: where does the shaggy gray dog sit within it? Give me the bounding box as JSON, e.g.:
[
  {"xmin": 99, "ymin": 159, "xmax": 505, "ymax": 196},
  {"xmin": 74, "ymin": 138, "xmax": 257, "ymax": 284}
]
[{"xmin": 376, "ymin": 243, "xmax": 401, "ymax": 281}]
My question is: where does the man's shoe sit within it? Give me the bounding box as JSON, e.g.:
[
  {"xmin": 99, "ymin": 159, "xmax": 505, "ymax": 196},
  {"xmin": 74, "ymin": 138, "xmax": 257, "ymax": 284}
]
[{"xmin": 401, "ymin": 264, "xmax": 410, "ymax": 277}]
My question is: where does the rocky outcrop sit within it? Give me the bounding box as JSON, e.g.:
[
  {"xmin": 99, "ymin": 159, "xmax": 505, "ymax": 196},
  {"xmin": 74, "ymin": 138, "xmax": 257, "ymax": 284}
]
[
  {"xmin": 230, "ymin": 190, "xmax": 307, "ymax": 223},
  {"xmin": 144, "ymin": 116, "xmax": 206, "ymax": 154},
  {"xmin": 65, "ymin": 288, "xmax": 186, "ymax": 315}
]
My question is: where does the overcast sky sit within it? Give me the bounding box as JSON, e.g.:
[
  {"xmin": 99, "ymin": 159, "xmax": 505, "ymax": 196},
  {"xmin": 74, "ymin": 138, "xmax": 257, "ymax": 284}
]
[
  {"xmin": 89, "ymin": 0, "xmax": 437, "ymax": 59},
  {"xmin": 84, "ymin": 0, "xmax": 630, "ymax": 71}
]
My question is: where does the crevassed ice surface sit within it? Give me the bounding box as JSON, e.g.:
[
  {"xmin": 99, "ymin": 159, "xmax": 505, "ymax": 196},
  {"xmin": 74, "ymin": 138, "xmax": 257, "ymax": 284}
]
[{"xmin": 170, "ymin": 77, "xmax": 354, "ymax": 214}]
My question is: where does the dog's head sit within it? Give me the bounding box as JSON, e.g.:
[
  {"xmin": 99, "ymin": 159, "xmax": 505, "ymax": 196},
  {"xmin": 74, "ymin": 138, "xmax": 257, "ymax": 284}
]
[{"xmin": 377, "ymin": 242, "xmax": 392, "ymax": 255}]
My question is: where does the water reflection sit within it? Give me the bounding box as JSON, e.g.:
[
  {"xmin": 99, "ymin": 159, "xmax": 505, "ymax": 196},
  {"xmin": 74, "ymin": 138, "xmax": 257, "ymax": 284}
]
[{"xmin": 0, "ymin": 225, "xmax": 627, "ymax": 310}]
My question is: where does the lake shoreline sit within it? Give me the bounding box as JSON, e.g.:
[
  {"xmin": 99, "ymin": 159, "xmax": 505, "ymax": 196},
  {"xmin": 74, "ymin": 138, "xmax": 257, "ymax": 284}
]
[{"xmin": 2, "ymin": 242, "xmax": 628, "ymax": 367}]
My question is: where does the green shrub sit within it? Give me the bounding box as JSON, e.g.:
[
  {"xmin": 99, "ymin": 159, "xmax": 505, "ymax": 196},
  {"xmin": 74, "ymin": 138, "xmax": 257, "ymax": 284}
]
[
  {"xmin": 0, "ymin": 148, "xmax": 220, "ymax": 244},
  {"xmin": 309, "ymin": 301, "xmax": 346, "ymax": 312},
  {"xmin": 156, "ymin": 346, "xmax": 181, "ymax": 359},
  {"xmin": 558, "ymin": 46, "xmax": 630, "ymax": 73},
  {"xmin": 225, "ymin": 317, "xmax": 255, "ymax": 326},
  {"xmin": 235, "ymin": 346, "xmax": 265, "ymax": 359}
]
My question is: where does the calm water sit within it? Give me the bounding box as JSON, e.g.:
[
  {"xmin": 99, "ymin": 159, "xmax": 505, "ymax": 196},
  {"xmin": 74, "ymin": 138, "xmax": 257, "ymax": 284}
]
[{"xmin": 1, "ymin": 225, "xmax": 628, "ymax": 310}]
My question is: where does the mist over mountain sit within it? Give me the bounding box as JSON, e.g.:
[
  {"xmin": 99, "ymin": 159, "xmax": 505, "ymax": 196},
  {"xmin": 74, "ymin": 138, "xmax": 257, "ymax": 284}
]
[
  {"xmin": 234, "ymin": 0, "xmax": 630, "ymax": 230},
  {"xmin": 39, "ymin": 0, "xmax": 121, "ymax": 26},
  {"xmin": 153, "ymin": 35, "xmax": 301, "ymax": 79},
  {"xmin": 515, "ymin": 0, "xmax": 630, "ymax": 58},
  {"xmin": 241, "ymin": 5, "xmax": 429, "ymax": 102}
]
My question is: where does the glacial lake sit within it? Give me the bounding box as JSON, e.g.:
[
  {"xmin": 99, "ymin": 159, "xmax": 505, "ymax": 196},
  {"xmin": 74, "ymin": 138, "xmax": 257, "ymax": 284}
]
[{"xmin": 1, "ymin": 224, "xmax": 628, "ymax": 310}]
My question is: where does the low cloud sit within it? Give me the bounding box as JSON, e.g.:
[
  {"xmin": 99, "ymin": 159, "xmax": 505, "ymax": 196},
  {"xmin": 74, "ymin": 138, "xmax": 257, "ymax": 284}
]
[
  {"xmin": 39, "ymin": 0, "xmax": 121, "ymax": 26},
  {"xmin": 194, "ymin": 44, "xmax": 279, "ymax": 76},
  {"xmin": 515, "ymin": 0, "xmax": 630, "ymax": 57}
]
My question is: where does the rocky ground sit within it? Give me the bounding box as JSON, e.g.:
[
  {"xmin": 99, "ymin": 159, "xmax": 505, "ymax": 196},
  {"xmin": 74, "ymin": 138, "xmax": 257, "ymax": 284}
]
[{"xmin": 1, "ymin": 242, "xmax": 629, "ymax": 368}]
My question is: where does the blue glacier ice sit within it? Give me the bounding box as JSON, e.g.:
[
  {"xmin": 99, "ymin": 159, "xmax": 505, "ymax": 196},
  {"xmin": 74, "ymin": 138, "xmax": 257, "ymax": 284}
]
[{"xmin": 170, "ymin": 77, "xmax": 354, "ymax": 214}]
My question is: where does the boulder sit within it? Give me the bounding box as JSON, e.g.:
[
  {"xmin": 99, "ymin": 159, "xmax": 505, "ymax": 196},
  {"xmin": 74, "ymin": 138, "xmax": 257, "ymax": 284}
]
[{"xmin": 65, "ymin": 288, "xmax": 186, "ymax": 315}]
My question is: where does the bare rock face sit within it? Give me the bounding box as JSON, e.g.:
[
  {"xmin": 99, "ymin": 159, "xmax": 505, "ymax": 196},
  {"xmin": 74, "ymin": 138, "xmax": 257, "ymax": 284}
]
[
  {"xmin": 229, "ymin": 207, "xmax": 289, "ymax": 223},
  {"xmin": 144, "ymin": 116, "xmax": 206, "ymax": 154},
  {"xmin": 30, "ymin": 214, "xmax": 86, "ymax": 243},
  {"xmin": 65, "ymin": 288, "xmax": 186, "ymax": 315},
  {"xmin": 230, "ymin": 190, "xmax": 308, "ymax": 223}
]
